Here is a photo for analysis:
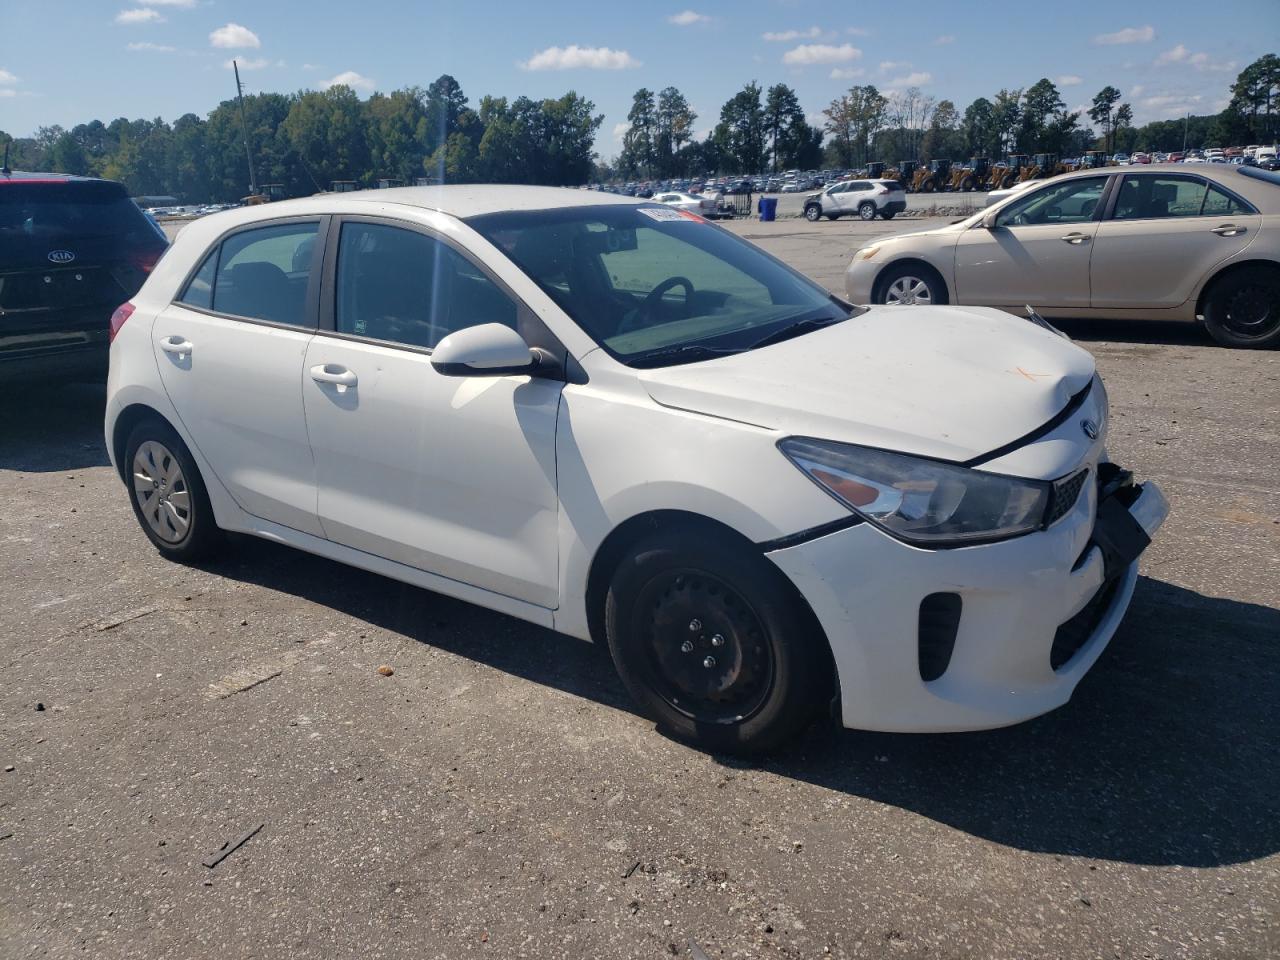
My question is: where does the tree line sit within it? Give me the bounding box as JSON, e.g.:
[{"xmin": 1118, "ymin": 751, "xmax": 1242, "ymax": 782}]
[
  {"xmin": 1, "ymin": 55, "xmax": 1275, "ymax": 197},
  {"xmin": 0, "ymin": 74, "xmax": 602, "ymax": 202}
]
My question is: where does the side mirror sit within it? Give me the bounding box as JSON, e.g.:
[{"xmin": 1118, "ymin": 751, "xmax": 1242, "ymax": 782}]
[
  {"xmin": 431, "ymin": 323, "xmax": 536, "ymax": 377},
  {"xmin": 981, "ymin": 210, "xmax": 999, "ymax": 229}
]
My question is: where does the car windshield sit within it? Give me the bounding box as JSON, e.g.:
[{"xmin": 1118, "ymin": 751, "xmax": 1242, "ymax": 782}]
[{"xmin": 469, "ymin": 204, "xmax": 859, "ymax": 366}]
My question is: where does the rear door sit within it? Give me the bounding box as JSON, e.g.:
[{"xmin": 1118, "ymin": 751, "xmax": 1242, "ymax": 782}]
[
  {"xmin": 0, "ymin": 180, "xmax": 166, "ymax": 368},
  {"xmin": 154, "ymin": 217, "xmax": 327, "ymax": 536},
  {"xmin": 953, "ymin": 175, "xmax": 1109, "ymax": 308},
  {"xmin": 1089, "ymin": 173, "xmax": 1261, "ymax": 309}
]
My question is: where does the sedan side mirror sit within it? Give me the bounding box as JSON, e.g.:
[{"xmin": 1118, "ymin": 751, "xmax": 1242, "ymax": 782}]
[
  {"xmin": 431, "ymin": 323, "xmax": 537, "ymax": 377},
  {"xmin": 980, "ymin": 210, "xmax": 1000, "ymax": 229}
]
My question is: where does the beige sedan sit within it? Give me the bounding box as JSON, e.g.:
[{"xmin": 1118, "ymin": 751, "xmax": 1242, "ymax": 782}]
[{"xmin": 844, "ymin": 163, "xmax": 1280, "ymax": 347}]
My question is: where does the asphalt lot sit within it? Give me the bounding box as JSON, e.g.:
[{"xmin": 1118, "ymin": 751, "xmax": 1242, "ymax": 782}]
[{"xmin": 2, "ymin": 215, "xmax": 1277, "ymax": 960}]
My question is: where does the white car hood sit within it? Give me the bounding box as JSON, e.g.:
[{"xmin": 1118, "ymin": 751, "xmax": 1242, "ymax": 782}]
[{"xmin": 639, "ymin": 305, "xmax": 1096, "ymax": 463}]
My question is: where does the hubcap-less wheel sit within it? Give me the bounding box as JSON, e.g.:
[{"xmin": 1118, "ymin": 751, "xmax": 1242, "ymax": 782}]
[
  {"xmin": 132, "ymin": 440, "xmax": 191, "ymax": 543},
  {"xmin": 639, "ymin": 569, "xmax": 774, "ymax": 725},
  {"xmin": 885, "ymin": 276, "xmax": 933, "ymax": 305},
  {"xmin": 1221, "ymin": 283, "xmax": 1279, "ymax": 339}
]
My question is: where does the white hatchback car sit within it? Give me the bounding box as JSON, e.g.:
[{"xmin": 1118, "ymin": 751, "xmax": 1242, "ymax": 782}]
[{"xmin": 106, "ymin": 186, "xmax": 1167, "ymax": 753}]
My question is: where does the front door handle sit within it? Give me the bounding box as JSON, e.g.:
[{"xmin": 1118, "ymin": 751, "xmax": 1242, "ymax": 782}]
[
  {"xmin": 159, "ymin": 335, "xmax": 193, "ymax": 358},
  {"xmin": 310, "ymin": 364, "xmax": 358, "ymax": 390},
  {"xmin": 1060, "ymin": 232, "xmax": 1090, "ymax": 244},
  {"xmin": 1211, "ymin": 224, "xmax": 1246, "ymax": 237}
]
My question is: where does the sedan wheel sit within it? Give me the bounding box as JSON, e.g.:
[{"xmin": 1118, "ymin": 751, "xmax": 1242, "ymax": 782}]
[
  {"xmin": 1202, "ymin": 267, "xmax": 1280, "ymax": 348},
  {"xmin": 132, "ymin": 440, "xmax": 191, "ymax": 544},
  {"xmin": 885, "ymin": 275, "xmax": 934, "ymax": 305}
]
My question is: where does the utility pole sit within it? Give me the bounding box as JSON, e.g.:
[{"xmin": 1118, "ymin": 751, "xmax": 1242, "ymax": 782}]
[
  {"xmin": 1182, "ymin": 112, "xmax": 1189, "ymax": 153},
  {"xmin": 234, "ymin": 60, "xmax": 258, "ymax": 196}
]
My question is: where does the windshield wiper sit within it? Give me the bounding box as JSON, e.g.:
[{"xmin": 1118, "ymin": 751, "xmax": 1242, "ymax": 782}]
[
  {"xmin": 748, "ymin": 315, "xmax": 845, "ymax": 350},
  {"xmin": 627, "ymin": 343, "xmax": 743, "ymax": 368}
]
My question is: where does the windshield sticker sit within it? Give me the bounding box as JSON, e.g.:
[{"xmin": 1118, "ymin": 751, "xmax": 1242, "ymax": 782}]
[{"xmin": 637, "ymin": 206, "xmax": 704, "ymax": 223}]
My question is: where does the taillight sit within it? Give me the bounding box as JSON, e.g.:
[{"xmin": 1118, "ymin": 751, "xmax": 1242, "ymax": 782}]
[
  {"xmin": 109, "ymin": 302, "xmax": 135, "ymax": 344},
  {"xmin": 130, "ymin": 247, "xmax": 163, "ymax": 274}
]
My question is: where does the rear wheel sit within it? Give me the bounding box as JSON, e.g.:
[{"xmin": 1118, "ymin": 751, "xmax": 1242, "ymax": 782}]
[
  {"xmin": 1201, "ymin": 266, "xmax": 1280, "ymax": 348},
  {"xmin": 876, "ymin": 263, "xmax": 947, "ymax": 306},
  {"xmin": 858, "ymin": 201, "xmax": 877, "ymax": 221},
  {"xmin": 826, "ymin": 212, "xmax": 841, "ymax": 220},
  {"xmin": 604, "ymin": 529, "xmax": 828, "ymax": 755},
  {"xmin": 880, "ymin": 210, "xmax": 897, "ymax": 220},
  {"xmin": 804, "ymin": 204, "xmax": 821, "ymax": 222},
  {"xmin": 124, "ymin": 418, "xmax": 222, "ymax": 561}
]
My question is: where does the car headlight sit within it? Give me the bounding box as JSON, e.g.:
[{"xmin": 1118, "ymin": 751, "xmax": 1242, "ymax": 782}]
[
  {"xmin": 779, "ymin": 437, "xmax": 1050, "ymax": 546},
  {"xmin": 854, "ymin": 245, "xmax": 880, "ymax": 261}
]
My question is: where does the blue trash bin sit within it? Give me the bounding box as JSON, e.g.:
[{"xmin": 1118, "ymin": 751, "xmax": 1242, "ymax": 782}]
[{"xmin": 759, "ymin": 197, "xmax": 777, "ymax": 222}]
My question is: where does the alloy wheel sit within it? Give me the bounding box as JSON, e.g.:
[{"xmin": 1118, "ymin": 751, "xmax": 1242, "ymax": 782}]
[{"xmin": 884, "ymin": 276, "xmax": 933, "ymax": 305}]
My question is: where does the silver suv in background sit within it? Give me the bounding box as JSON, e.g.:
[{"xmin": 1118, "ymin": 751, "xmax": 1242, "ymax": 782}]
[{"xmin": 804, "ymin": 180, "xmax": 905, "ymax": 222}]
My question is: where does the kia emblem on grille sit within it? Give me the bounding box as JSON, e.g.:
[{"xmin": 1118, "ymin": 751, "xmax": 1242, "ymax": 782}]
[
  {"xmin": 1081, "ymin": 419, "xmax": 1099, "ymax": 441},
  {"xmin": 48, "ymin": 250, "xmax": 76, "ymax": 264}
]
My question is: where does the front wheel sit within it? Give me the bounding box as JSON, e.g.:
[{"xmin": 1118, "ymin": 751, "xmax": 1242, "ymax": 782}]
[
  {"xmin": 858, "ymin": 201, "xmax": 877, "ymax": 221},
  {"xmin": 1201, "ymin": 266, "xmax": 1280, "ymax": 348},
  {"xmin": 124, "ymin": 417, "xmax": 222, "ymax": 561},
  {"xmin": 803, "ymin": 204, "xmax": 822, "ymax": 222},
  {"xmin": 876, "ymin": 263, "xmax": 947, "ymax": 306},
  {"xmin": 604, "ymin": 530, "xmax": 829, "ymax": 755}
]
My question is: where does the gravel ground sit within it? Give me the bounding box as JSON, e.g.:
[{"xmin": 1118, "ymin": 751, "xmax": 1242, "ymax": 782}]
[{"xmin": 1, "ymin": 217, "xmax": 1277, "ymax": 960}]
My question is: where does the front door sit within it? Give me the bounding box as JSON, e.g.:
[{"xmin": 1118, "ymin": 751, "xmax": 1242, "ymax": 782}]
[
  {"xmin": 1090, "ymin": 173, "xmax": 1261, "ymax": 309},
  {"xmin": 954, "ymin": 175, "xmax": 1109, "ymax": 309},
  {"xmin": 154, "ymin": 218, "xmax": 326, "ymax": 537},
  {"xmin": 301, "ymin": 219, "xmax": 562, "ymax": 608}
]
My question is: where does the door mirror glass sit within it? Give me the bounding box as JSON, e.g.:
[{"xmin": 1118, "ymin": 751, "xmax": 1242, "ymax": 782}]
[
  {"xmin": 981, "ymin": 210, "xmax": 999, "ymax": 229},
  {"xmin": 430, "ymin": 323, "xmax": 535, "ymax": 376}
]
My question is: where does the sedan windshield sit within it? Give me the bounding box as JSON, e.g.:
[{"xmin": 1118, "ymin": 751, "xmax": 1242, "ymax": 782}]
[{"xmin": 469, "ymin": 204, "xmax": 860, "ymax": 366}]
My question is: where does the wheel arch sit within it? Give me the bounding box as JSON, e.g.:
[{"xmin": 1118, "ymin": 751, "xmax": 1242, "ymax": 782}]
[
  {"xmin": 583, "ymin": 509, "xmax": 838, "ymax": 704},
  {"xmin": 872, "ymin": 257, "xmax": 952, "ymax": 304},
  {"xmin": 110, "ymin": 403, "xmax": 175, "ymax": 484},
  {"xmin": 1193, "ymin": 257, "xmax": 1280, "ymax": 319}
]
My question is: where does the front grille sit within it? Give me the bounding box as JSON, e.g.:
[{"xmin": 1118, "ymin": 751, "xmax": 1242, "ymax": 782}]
[
  {"xmin": 1050, "ymin": 578, "xmax": 1121, "ymax": 671},
  {"xmin": 918, "ymin": 592, "xmax": 962, "ymax": 681},
  {"xmin": 1045, "ymin": 468, "xmax": 1089, "ymax": 526}
]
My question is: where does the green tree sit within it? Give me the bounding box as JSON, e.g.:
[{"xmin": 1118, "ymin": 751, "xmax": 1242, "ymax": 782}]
[
  {"xmin": 717, "ymin": 82, "xmax": 767, "ymax": 174},
  {"xmin": 823, "ymin": 84, "xmax": 886, "ymax": 167},
  {"xmin": 991, "ymin": 89, "xmax": 1022, "ymax": 155},
  {"xmin": 620, "ymin": 88, "xmax": 657, "ymax": 177},
  {"xmin": 49, "ymin": 131, "xmax": 89, "ymax": 175},
  {"xmin": 283, "ymin": 85, "xmax": 371, "ymax": 189},
  {"xmin": 365, "ymin": 88, "xmax": 429, "ymax": 184},
  {"xmin": 1088, "ymin": 85, "xmax": 1122, "ymax": 154},
  {"xmin": 961, "ymin": 97, "xmax": 999, "ymax": 157},
  {"xmin": 1228, "ymin": 54, "xmax": 1280, "ymax": 142},
  {"xmin": 654, "ymin": 87, "xmax": 696, "ymax": 176}
]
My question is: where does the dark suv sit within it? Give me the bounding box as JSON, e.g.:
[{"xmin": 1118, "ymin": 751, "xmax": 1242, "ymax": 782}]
[{"xmin": 1, "ymin": 172, "xmax": 167, "ymax": 382}]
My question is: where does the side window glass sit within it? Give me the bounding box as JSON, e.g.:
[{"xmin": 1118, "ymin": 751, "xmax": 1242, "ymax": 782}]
[
  {"xmin": 1202, "ymin": 185, "xmax": 1250, "ymax": 216},
  {"xmin": 180, "ymin": 248, "xmax": 217, "ymax": 310},
  {"xmin": 335, "ymin": 222, "xmax": 518, "ymax": 350},
  {"xmin": 1113, "ymin": 176, "xmax": 1208, "ymax": 220},
  {"xmin": 996, "ymin": 177, "xmax": 1106, "ymax": 227},
  {"xmin": 212, "ymin": 222, "xmax": 319, "ymax": 326}
]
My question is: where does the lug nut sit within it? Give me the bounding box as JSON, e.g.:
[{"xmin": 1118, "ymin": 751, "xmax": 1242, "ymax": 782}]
[
  {"xmin": 680, "ymin": 640, "xmax": 694, "ymax": 653},
  {"xmin": 703, "ymin": 656, "xmax": 716, "ymax": 669},
  {"xmin": 688, "ymin": 618, "xmax": 702, "ymax": 632},
  {"xmin": 711, "ymin": 634, "xmax": 725, "ymax": 647}
]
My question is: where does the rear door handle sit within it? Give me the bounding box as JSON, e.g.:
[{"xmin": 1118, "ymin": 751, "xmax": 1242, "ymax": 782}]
[
  {"xmin": 1211, "ymin": 224, "xmax": 1246, "ymax": 237},
  {"xmin": 310, "ymin": 364, "xmax": 358, "ymax": 389},
  {"xmin": 1060, "ymin": 232, "xmax": 1090, "ymax": 244},
  {"xmin": 159, "ymin": 335, "xmax": 193, "ymax": 358}
]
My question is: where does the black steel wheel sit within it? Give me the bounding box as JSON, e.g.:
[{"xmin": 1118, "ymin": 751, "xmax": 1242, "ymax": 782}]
[
  {"xmin": 604, "ymin": 528, "xmax": 829, "ymax": 755},
  {"xmin": 1202, "ymin": 266, "xmax": 1280, "ymax": 348}
]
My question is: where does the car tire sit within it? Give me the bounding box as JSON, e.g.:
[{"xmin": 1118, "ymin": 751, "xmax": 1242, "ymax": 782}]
[
  {"xmin": 604, "ymin": 528, "xmax": 829, "ymax": 756},
  {"xmin": 875, "ymin": 263, "xmax": 947, "ymax": 306},
  {"xmin": 804, "ymin": 204, "xmax": 821, "ymax": 222},
  {"xmin": 1201, "ymin": 266, "xmax": 1280, "ymax": 348},
  {"xmin": 124, "ymin": 417, "xmax": 222, "ymax": 561},
  {"xmin": 880, "ymin": 210, "xmax": 897, "ymax": 220},
  {"xmin": 858, "ymin": 202, "xmax": 877, "ymax": 221}
]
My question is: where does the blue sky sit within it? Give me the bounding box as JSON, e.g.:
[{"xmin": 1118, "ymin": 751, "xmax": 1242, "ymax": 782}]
[{"xmin": 3, "ymin": 0, "xmax": 1277, "ymax": 155}]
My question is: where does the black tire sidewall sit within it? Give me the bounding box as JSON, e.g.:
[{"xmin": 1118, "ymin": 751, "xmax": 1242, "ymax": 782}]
[
  {"xmin": 124, "ymin": 418, "xmax": 220, "ymax": 560},
  {"xmin": 604, "ymin": 530, "xmax": 826, "ymax": 755},
  {"xmin": 1202, "ymin": 268, "xmax": 1280, "ymax": 349},
  {"xmin": 804, "ymin": 205, "xmax": 821, "ymax": 221},
  {"xmin": 859, "ymin": 202, "xmax": 876, "ymax": 220}
]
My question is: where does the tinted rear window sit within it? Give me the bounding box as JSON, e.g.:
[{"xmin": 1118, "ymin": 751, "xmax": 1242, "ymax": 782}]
[{"xmin": 0, "ymin": 181, "xmax": 163, "ymax": 264}]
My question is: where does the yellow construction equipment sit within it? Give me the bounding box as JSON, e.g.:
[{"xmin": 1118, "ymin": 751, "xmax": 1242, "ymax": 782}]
[
  {"xmin": 911, "ymin": 159, "xmax": 950, "ymax": 193},
  {"xmin": 948, "ymin": 157, "xmax": 989, "ymax": 192}
]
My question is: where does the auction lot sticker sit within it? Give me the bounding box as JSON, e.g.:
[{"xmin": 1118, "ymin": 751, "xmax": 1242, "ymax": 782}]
[{"xmin": 638, "ymin": 206, "xmax": 705, "ymax": 223}]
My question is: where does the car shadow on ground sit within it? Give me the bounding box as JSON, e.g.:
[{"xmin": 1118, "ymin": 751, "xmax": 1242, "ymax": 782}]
[
  {"xmin": 210, "ymin": 538, "xmax": 1278, "ymax": 870},
  {"xmin": 0, "ymin": 381, "xmax": 111, "ymax": 472},
  {"xmin": 1053, "ymin": 317, "xmax": 1212, "ymax": 347}
]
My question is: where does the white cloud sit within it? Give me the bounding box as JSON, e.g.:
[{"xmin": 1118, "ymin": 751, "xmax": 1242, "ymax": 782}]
[
  {"xmin": 225, "ymin": 57, "xmax": 269, "ymax": 70},
  {"xmin": 1156, "ymin": 44, "xmax": 1188, "ymax": 65},
  {"xmin": 115, "ymin": 8, "xmax": 164, "ymax": 24},
  {"xmin": 322, "ymin": 70, "xmax": 375, "ymax": 92},
  {"xmin": 782, "ymin": 43, "xmax": 861, "ymax": 65},
  {"xmin": 301, "ymin": 63, "xmax": 319, "ymax": 71},
  {"xmin": 933, "ymin": 35, "xmax": 955, "ymax": 45},
  {"xmin": 829, "ymin": 66, "xmax": 865, "ymax": 80},
  {"xmin": 1057, "ymin": 74, "xmax": 1083, "ymax": 86},
  {"xmin": 521, "ymin": 45, "xmax": 640, "ymax": 70},
  {"xmin": 127, "ymin": 41, "xmax": 175, "ymax": 51},
  {"xmin": 0, "ymin": 89, "xmax": 14, "ymax": 98},
  {"xmin": 763, "ymin": 27, "xmax": 821, "ymax": 42},
  {"xmin": 1129, "ymin": 85, "xmax": 1145, "ymax": 97},
  {"xmin": 0, "ymin": 68, "xmax": 19, "ymax": 85},
  {"xmin": 668, "ymin": 10, "xmax": 709, "ymax": 26},
  {"xmin": 885, "ymin": 71, "xmax": 932, "ymax": 88},
  {"xmin": 209, "ymin": 23, "xmax": 261, "ymax": 49},
  {"xmin": 1093, "ymin": 25, "xmax": 1154, "ymax": 45},
  {"xmin": 1190, "ymin": 52, "xmax": 1236, "ymax": 73},
  {"xmin": 612, "ymin": 121, "xmax": 630, "ymax": 140},
  {"xmin": 878, "ymin": 60, "xmax": 910, "ymax": 73}
]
